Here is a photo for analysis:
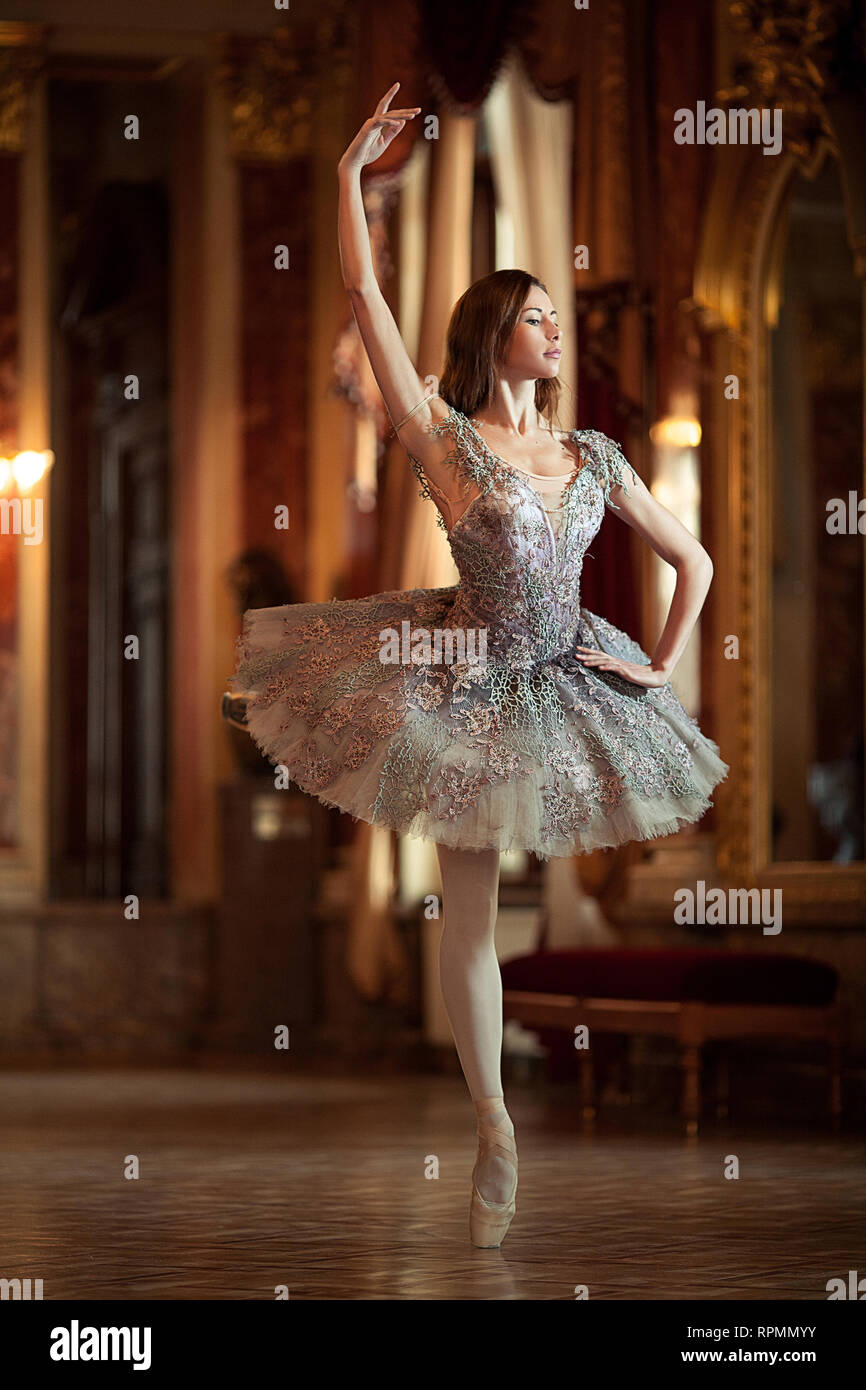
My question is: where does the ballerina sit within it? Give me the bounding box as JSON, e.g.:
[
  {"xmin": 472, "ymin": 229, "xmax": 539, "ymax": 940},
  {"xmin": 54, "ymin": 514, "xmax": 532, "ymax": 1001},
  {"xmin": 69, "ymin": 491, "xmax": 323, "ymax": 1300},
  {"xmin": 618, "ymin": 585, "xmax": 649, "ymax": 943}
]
[{"xmin": 223, "ymin": 82, "xmax": 729, "ymax": 1247}]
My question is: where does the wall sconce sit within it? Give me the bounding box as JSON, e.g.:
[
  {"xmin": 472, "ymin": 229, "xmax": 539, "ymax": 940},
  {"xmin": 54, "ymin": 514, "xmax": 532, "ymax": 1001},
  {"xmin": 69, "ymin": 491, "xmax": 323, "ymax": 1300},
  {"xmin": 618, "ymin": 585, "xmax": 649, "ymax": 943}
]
[
  {"xmin": 0, "ymin": 448, "xmax": 55, "ymax": 495},
  {"xmin": 649, "ymin": 417, "xmax": 701, "ymax": 450}
]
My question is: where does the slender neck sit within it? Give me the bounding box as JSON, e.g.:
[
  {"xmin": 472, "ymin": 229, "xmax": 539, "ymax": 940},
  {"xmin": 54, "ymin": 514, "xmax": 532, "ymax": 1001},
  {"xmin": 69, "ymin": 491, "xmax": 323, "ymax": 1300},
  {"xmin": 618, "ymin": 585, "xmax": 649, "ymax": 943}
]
[{"xmin": 469, "ymin": 379, "xmax": 546, "ymax": 438}]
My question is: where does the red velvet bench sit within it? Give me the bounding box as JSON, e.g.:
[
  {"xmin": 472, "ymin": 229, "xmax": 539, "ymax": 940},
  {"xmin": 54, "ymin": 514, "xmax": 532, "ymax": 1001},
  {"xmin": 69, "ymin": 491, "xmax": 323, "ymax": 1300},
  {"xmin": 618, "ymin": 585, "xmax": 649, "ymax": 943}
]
[{"xmin": 500, "ymin": 948, "xmax": 843, "ymax": 1134}]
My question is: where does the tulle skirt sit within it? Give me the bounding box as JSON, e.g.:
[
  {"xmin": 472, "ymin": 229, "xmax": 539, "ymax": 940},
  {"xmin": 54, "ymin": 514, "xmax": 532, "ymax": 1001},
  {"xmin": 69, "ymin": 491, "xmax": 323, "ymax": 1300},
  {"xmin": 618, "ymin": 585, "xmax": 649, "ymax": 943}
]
[{"xmin": 227, "ymin": 585, "xmax": 729, "ymax": 860}]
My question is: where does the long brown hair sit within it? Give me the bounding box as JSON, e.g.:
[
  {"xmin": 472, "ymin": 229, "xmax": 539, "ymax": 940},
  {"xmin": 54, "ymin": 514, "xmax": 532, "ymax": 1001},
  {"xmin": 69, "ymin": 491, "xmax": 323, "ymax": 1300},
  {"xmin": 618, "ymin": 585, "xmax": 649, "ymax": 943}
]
[{"xmin": 438, "ymin": 269, "xmax": 564, "ymax": 426}]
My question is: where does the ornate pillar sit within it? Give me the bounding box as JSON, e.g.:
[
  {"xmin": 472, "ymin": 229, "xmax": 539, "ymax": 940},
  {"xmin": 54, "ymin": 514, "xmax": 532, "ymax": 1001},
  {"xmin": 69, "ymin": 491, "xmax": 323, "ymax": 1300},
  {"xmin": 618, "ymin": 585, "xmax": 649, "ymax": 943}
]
[{"xmin": 0, "ymin": 23, "xmax": 50, "ymax": 905}]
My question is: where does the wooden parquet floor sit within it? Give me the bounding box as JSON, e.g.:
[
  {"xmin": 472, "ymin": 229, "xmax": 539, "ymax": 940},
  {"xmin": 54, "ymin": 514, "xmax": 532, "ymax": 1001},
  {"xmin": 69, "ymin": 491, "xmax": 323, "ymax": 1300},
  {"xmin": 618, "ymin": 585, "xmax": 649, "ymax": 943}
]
[{"xmin": 0, "ymin": 1068, "xmax": 863, "ymax": 1301}]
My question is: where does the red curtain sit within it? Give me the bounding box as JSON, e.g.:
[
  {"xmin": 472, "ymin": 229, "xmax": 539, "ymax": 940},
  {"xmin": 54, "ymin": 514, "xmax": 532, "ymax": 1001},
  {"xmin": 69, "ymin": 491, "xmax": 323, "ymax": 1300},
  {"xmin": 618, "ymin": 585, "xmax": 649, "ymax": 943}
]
[{"xmin": 355, "ymin": 0, "xmax": 586, "ymax": 161}]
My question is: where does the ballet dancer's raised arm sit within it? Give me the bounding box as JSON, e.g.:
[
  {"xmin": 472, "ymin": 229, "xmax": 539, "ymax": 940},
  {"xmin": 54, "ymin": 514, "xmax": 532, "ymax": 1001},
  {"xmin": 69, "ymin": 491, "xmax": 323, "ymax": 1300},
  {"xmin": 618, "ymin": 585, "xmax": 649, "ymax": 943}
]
[{"xmin": 337, "ymin": 84, "xmax": 456, "ymax": 486}]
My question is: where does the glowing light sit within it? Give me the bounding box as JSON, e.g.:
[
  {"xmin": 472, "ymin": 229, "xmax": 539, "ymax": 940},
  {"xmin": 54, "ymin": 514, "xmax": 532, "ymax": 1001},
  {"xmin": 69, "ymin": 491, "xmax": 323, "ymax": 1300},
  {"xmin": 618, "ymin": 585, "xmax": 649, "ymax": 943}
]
[
  {"xmin": 11, "ymin": 450, "xmax": 54, "ymax": 491},
  {"xmin": 649, "ymin": 417, "xmax": 702, "ymax": 449}
]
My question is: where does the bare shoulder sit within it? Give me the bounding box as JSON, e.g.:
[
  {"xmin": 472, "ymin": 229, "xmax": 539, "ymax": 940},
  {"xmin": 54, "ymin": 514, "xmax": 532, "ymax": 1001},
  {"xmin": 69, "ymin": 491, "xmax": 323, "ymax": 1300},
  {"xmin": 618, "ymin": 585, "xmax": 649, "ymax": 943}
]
[
  {"xmin": 395, "ymin": 393, "xmax": 483, "ymax": 528},
  {"xmin": 395, "ymin": 393, "xmax": 462, "ymax": 467}
]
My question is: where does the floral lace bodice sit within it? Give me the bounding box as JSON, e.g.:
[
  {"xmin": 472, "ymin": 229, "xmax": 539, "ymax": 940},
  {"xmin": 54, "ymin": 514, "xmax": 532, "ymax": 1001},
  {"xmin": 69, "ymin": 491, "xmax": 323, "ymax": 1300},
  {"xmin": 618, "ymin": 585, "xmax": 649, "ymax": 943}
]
[{"xmin": 406, "ymin": 405, "xmax": 638, "ymax": 668}]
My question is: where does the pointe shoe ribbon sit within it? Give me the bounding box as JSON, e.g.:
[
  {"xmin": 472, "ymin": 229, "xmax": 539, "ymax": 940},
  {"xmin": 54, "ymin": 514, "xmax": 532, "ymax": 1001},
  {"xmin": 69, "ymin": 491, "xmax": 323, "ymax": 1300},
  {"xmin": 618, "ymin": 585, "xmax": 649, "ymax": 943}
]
[{"xmin": 470, "ymin": 1099, "xmax": 518, "ymax": 1249}]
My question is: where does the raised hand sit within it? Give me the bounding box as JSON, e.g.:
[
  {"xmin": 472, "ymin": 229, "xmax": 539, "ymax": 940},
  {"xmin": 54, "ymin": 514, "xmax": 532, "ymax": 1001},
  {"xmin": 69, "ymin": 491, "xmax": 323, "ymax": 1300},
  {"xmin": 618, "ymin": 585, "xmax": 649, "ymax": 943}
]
[{"xmin": 338, "ymin": 82, "xmax": 421, "ymax": 173}]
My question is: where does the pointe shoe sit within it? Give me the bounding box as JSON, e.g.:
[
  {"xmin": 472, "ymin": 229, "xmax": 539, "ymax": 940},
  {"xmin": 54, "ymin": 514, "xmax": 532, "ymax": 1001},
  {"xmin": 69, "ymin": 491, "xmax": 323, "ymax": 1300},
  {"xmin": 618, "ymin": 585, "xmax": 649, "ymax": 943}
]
[
  {"xmin": 470, "ymin": 1098, "xmax": 518, "ymax": 1249},
  {"xmin": 220, "ymin": 692, "xmax": 249, "ymax": 730}
]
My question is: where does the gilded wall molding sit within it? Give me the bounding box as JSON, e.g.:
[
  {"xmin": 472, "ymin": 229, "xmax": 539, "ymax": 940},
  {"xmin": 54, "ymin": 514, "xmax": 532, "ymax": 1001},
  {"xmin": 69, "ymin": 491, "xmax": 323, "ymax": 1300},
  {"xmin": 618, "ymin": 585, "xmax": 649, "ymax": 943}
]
[
  {"xmin": 215, "ymin": 17, "xmax": 352, "ymax": 163},
  {"xmin": 0, "ymin": 23, "xmax": 49, "ymax": 155},
  {"xmin": 687, "ymin": 142, "xmax": 782, "ymax": 888},
  {"xmin": 721, "ymin": 0, "xmax": 866, "ymax": 159},
  {"xmin": 689, "ymin": 5, "xmax": 866, "ymax": 910},
  {"xmin": 722, "ymin": 148, "xmax": 782, "ymax": 884}
]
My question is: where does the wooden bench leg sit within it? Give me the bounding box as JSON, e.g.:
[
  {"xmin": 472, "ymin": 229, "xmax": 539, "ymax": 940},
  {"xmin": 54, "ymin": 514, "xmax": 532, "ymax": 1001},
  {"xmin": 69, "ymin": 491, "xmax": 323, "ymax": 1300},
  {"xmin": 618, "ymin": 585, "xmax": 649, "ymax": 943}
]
[
  {"xmin": 681, "ymin": 1044, "xmax": 701, "ymax": 1136},
  {"xmin": 715, "ymin": 1049, "xmax": 729, "ymax": 1122},
  {"xmin": 828, "ymin": 1032, "xmax": 842, "ymax": 1133},
  {"xmin": 577, "ymin": 1052, "xmax": 595, "ymax": 1125}
]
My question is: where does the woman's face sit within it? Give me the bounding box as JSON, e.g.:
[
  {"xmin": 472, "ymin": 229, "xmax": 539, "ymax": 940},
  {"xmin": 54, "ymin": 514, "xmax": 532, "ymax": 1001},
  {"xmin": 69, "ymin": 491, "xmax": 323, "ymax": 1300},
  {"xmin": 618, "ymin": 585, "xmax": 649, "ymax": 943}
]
[{"xmin": 501, "ymin": 287, "xmax": 562, "ymax": 380}]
